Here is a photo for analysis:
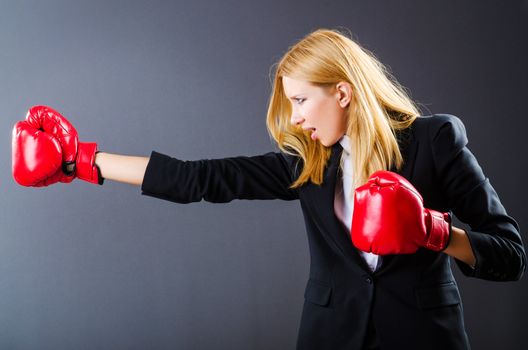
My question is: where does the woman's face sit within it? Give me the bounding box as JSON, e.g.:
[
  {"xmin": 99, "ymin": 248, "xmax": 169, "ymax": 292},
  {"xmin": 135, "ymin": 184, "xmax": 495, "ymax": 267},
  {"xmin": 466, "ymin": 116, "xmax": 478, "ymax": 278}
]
[{"xmin": 282, "ymin": 76, "xmax": 349, "ymax": 147}]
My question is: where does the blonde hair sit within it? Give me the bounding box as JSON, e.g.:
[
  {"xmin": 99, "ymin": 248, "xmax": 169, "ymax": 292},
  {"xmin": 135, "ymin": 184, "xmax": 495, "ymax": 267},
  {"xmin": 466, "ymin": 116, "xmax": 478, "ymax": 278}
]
[{"xmin": 266, "ymin": 28, "xmax": 421, "ymax": 190}]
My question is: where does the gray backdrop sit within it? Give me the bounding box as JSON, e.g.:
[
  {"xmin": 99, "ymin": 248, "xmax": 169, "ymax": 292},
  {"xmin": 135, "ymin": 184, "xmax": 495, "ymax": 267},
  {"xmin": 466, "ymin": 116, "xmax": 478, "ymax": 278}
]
[{"xmin": 1, "ymin": 0, "xmax": 527, "ymax": 349}]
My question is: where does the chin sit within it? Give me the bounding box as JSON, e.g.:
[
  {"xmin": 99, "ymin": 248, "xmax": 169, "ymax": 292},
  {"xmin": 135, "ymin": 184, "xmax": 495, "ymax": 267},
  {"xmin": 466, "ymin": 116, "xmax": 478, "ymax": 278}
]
[{"xmin": 319, "ymin": 138, "xmax": 337, "ymax": 147}]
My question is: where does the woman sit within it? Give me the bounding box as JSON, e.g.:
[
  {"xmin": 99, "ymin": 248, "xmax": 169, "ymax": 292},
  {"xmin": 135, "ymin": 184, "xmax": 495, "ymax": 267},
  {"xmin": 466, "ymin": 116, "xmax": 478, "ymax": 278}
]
[{"xmin": 12, "ymin": 28, "xmax": 525, "ymax": 349}]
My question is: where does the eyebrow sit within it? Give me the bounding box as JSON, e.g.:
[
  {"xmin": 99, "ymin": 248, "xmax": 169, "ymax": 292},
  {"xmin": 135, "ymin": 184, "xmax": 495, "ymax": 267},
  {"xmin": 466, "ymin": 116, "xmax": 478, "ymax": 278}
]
[{"xmin": 286, "ymin": 94, "xmax": 306, "ymax": 99}]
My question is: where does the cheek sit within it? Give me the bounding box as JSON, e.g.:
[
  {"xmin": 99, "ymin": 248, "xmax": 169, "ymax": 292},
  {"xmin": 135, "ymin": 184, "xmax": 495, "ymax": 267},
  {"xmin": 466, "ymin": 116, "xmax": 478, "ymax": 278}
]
[
  {"xmin": 311, "ymin": 102, "xmax": 329, "ymax": 123},
  {"xmin": 321, "ymin": 101, "xmax": 342, "ymax": 126}
]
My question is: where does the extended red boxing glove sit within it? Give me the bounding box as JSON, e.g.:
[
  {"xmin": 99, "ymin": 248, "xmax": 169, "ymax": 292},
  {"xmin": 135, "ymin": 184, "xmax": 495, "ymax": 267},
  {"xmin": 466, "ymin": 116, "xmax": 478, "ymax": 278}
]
[
  {"xmin": 351, "ymin": 171, "xmax": 451, "ymax": 255},
  {"xmin": 12, "ymin": 105, "xmax": 103, "ymax": 186}
]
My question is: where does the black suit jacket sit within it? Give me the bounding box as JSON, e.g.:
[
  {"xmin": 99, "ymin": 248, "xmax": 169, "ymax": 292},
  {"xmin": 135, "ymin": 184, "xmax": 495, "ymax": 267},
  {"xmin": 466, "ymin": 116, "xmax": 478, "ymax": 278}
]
[{"xmin": 141, "ymin": 114, "xmax": 526, "ymax": 349}]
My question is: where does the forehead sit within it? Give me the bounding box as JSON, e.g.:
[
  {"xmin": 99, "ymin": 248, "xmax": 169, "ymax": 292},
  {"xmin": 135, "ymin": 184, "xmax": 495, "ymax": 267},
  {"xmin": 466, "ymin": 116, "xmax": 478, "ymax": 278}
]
[{"xmin": 282, "ymin": 76, "xmax": 317, "ymax": 97}]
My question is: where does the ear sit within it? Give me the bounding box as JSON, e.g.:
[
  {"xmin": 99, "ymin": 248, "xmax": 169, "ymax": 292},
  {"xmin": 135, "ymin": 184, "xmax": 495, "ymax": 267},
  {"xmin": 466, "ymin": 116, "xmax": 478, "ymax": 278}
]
[{"xmin": 335, "ymin": 82, "xmax": 352, "ymax": 108}]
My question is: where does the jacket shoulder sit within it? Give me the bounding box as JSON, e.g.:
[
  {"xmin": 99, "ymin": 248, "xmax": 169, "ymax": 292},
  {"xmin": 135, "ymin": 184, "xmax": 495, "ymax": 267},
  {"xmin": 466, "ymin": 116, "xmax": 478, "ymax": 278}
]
[{"xmin": 411, "ymin": 114, "xmax": 468, "ymax": 147}]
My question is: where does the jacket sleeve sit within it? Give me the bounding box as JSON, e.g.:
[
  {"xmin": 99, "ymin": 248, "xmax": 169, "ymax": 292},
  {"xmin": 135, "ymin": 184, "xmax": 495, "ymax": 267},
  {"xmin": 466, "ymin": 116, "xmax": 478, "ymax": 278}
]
[
  {"xmin": 430, "ymin": 114, "xmax": 526, "ymax": 281},
  {"xmin": 140, "ymin": 150, "xmax": 300, "ymax": 203}
]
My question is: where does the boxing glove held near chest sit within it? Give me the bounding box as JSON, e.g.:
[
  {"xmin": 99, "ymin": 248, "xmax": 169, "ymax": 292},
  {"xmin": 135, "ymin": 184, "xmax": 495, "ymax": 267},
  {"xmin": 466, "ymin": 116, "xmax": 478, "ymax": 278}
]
[{"xmin": 351, "ymin": 171, "xmax": 451, "ymax": 255}]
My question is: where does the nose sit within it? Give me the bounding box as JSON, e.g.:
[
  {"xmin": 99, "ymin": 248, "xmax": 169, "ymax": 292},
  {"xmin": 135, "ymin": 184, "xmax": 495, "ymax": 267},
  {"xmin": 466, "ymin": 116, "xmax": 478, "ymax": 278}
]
[{"xmin": 290, "ymin": 111, "xmax": 304, "ymax": 126}]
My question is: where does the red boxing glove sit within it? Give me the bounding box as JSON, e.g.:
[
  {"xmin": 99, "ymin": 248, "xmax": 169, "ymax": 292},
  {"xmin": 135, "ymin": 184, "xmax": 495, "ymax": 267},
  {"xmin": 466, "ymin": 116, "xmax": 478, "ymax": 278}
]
[
  {"xmin": 351, "ymin": 171, "xmax": 451, "ymax": 255},
  {"xmin": 12, "ymin": 105, "xmax": 103, "ymax": 186},
  {"xmin": 11, "ymin": 120, "xmax": 68, "ymax": 187}
]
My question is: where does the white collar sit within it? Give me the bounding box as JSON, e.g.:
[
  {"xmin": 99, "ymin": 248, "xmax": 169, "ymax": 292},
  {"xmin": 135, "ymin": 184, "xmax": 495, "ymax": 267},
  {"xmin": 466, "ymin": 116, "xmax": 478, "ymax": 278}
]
[{"xmin": 338, "ymin": 134, "xmax": 352, "ymax": 155}]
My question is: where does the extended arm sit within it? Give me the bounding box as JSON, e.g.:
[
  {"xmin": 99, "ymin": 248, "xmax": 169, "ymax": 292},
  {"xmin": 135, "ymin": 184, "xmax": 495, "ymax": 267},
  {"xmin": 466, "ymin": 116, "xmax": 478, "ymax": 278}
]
[{"xmin": 12, "ymin": 106, "xmax": 299, "ymax": 204}]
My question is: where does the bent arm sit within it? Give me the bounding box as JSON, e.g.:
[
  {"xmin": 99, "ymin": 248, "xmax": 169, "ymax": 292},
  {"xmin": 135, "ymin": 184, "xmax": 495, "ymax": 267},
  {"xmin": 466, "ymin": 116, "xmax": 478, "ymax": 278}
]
[
  {"xmin": 95, "ymin": 152, "xmax": 149, "ymax": 186},
  {"xmin": 431, "ymin": 114, "xmax": 526, "ymax": 281}
]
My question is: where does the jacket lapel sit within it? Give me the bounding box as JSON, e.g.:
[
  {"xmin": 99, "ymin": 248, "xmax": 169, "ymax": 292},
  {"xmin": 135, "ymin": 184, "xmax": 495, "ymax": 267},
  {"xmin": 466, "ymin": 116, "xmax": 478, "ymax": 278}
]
[{"xmin": 303, "ymin": 142, "xmax": 370, "ymax": 272}]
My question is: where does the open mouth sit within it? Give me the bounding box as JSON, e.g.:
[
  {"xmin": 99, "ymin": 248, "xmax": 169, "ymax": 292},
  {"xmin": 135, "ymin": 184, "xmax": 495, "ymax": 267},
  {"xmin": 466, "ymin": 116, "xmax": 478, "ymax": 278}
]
[
  {"xmin": 300, "ymin": 127, "xmax": 317, "ymax": 140},
  {"xmin": 309, "ymin": 128, "xmax": 317, "ymax": 140}
]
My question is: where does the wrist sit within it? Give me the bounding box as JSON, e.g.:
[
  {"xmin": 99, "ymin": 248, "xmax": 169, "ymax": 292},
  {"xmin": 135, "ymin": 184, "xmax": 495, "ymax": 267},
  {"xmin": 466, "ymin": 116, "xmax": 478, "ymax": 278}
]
[{"xmin": 443, "ymin": 226, "xmax": 477, "ymax": 267}]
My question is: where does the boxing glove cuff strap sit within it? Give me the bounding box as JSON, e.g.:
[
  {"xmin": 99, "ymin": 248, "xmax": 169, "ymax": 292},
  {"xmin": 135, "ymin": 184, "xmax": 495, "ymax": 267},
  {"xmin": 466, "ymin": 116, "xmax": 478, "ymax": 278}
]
[
  {"xmin": 76, "ymin": 142, "xmax": 104, "ymax": 185},
  {"xmin": 425, "ymin": 209, "xmax": 451, "ymax": 251}
]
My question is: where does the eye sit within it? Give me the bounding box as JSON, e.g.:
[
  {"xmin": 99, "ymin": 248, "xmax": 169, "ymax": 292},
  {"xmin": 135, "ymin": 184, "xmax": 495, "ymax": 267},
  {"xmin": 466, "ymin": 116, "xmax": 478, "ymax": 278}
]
[{"xmin": 294, "ymin": 98, "xmax": 306, "ymax": 105}]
